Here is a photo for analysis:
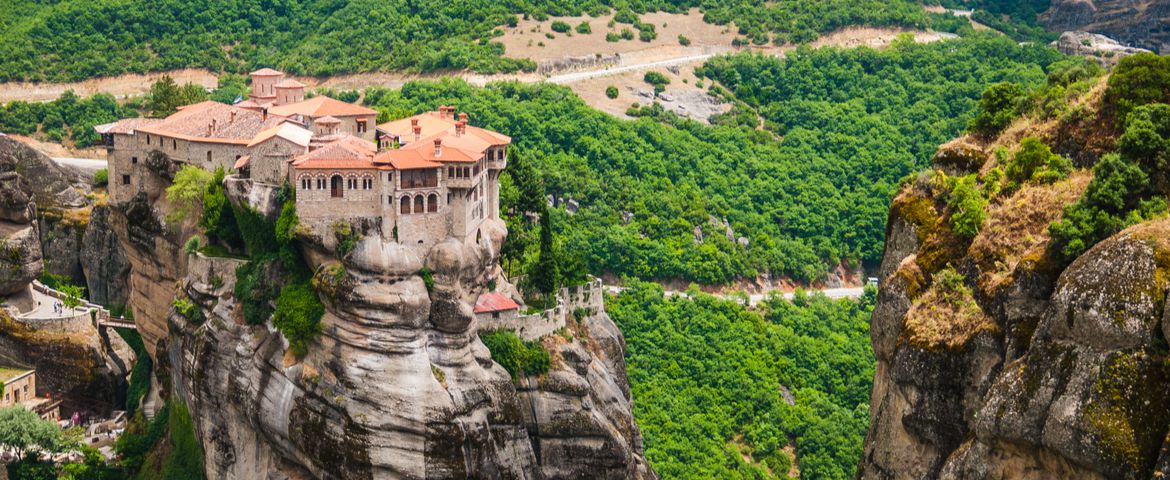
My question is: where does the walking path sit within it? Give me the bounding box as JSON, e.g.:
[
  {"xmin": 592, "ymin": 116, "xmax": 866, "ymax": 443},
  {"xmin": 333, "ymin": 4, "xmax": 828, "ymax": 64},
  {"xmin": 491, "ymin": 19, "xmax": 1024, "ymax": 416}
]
[
  {"xmin": 51, "ymin": 157, "xmax": 107, "ymax": 171},
  {"xmin": 604, "ymin": 283, "xmax": 866, "ymax": 306}
]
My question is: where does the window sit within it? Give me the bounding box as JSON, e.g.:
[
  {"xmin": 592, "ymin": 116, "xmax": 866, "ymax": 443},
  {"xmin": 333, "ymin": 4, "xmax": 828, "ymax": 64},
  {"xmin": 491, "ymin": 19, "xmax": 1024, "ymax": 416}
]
[
  {"xmin": 122, "ymin": 175, "xmax": 130, "ymax": 185},
  {"xmin": 400, "ymin": 196, "xmax": 410, "ymax": 214},
  {"xmin": 427, "ymin": 193, "xmax": 438, "ymax": 212},
  {"xmin": 357, "ymin": 120, "xmax": 367, "ymax": 133},
  {"xmin": 414, "ymin": 195, "xmax": 424, "ymax": 213},
  {"xmin": 388, "ymin": 172, "xmax": 394, "ymax": 182},
  {"xmin": 173, "ymin": 139, "xmax": 177, "ymax": 150},
  {"xmin": 206, "ymin": 151, "xmax": 212, "ymax": 163},
  {"xmin": 331, "ymin": 175, "xmax": 343, "ymax": 198},
  {"xmin": 146, "ymin": 135, "xmax": 151, "ymax": 145},
  {"xmin": 132, "ymin": 156, "xmax": 138, "ymax": 164},
  {"xmin": 448, "ymin": 167, "xmax": 454, "ymax": 178},
  {"xmin": 447, "ymin": 193, "xmax": 452, "ymax": 204},
  {"xmin": 492, "ymin": 312, "xmax": 500, "ymax": 319}
]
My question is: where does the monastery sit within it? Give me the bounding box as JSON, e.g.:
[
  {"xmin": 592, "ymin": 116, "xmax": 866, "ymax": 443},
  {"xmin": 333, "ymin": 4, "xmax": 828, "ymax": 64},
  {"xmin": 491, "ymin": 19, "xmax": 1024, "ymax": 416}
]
[{"xmin": 97, "ymin": 68, "xmax": 509, "ymax": 247}]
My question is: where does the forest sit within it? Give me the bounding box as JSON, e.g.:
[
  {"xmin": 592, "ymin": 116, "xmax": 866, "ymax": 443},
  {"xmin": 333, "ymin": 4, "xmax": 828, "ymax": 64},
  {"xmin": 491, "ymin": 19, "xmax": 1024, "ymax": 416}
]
[
  {"xmin": 608, "ymin": 282, "xmax": 877, "ymax": 480},
  {"xmin": 1, "ymin": 0, "xmax": 1016, "ymax": 82},
  {"xmin": 363, "ymin": 33, "xmax": 1063, "ymax": 284}
]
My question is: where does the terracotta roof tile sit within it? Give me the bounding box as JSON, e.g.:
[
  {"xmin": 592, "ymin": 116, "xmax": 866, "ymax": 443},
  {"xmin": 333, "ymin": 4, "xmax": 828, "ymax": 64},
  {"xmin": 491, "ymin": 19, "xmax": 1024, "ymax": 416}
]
[
  {"xmin": 250, "ymin": 68, "xmax": 284, "ymax": 76},
  {"xmin": 274, "ymin": 79, "xmax": 306, "ymax": 88},
  {"xmin": 137, "ymin": 101, "xmax": 287, "ymax": 145},
  {"xmin": 268, "ymin": 96, "xmax": 377, "ymax": 118},
  {"xmin": 233, "ymin": 155, "xmax": 250, "ymax": 170},
  {"xmin": 94, "ymin": 117, "xmax": 162, "ymax": 135},
  {"xmin": 248, "ymin": 122, "xmax": 312, "ymax": 148},
  {"xmin": 291, "ymin": 135, "xmax": 378, "ymax": 170},
  {"xmin": 474, "ymin": 292, "xmax": 520, "ymax": 313}
]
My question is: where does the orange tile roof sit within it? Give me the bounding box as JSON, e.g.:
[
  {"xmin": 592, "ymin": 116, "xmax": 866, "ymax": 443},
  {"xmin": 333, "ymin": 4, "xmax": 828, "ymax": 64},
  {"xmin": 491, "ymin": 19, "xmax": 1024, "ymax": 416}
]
[
  {"xmin": 268, "ymin": 96, "xmax": 377, "ymax": 118},
  {"xmin": 376, "ymin": 111, "xmax": 511, "ymax": 148},
  {"xmin": 292, "ymin": 135, "xmax": 378, "ymax": 170},
  {"xmin": 274, "ymin": 79, "xmax": 305, "ymax": 88},
  {"xmin": 474, "ymin": 292, "xmax": 520, "ymax": 313},
  {"xmin": 136, "ymin": 101, "xmax": 287, "ymax": 145},
  {"xmin": 250, "ymin": 68, "xmax": 283, "ymax": 76},
  {"xmin": 247, "ymin": 122, "xmax": 312, "ymax": 148},
  {"xmin": 233, "ymin": 155, "xmax": 250, "ymax": 170},
  {"xmin": 94, "ymin": 117, "xmax": 162, "ymax": 135}
]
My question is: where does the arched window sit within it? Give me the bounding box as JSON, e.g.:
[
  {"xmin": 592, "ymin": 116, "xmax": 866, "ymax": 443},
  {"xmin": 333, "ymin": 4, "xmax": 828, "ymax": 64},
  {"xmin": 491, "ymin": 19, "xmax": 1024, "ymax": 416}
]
[
  {"xmin": 331, "ymin": 175, "xmax": 343, "ymax": 198},
  {"xmin": 427, "ymin": 193, "xmax": 438, "ymax": 212},
  {"xmin": 400, "ymin": 196, "xmax": 411, "ymax": 214},
  {"xmin": 414, "ymin": 195, "xmax": 424, "ymax": 213},
  {"xmin": 476, "ymin": 229, "xmax": 482, "ymax": 244}
]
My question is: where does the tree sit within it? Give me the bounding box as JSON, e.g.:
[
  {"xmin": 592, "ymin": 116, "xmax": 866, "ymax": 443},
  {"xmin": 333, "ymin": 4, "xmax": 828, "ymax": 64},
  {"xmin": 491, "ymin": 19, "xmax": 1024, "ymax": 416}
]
[
  {"xmin": 606, "ymin": 85, "xmax": 619, "ymax": 99},
  {"xmin": 0, "ymin": 407, "xmax": 67, "ymax": 458},
  {"xmin": 531, "ymin": 212, "xmax": 559, "ymax": 295},
  {"xmin": 1117, "ymin": 103, "xmax": 1170, "ymax": 192},
  {"xmin": 507, "ymin": 148, "xmax": 546, "ymax": 217},
  {"xmin": 201, "ymin": 166, "xmax": 241, "ymax": 248},
  {"xmin": 59, "ymin": 283, "xmax": 85, "ymax": 313},
  {"xmin": 1105, "ymin": 53, "xmax": 1170, "ymax": 128},
  {"xmin": 968, "ymin": 82, "xmax": 1025, "ymax": 138},
  {"xmin": 1007, "ymin": 137, "xmax": 1069, "ymax": 186},
  {"xmin": 948, "ymin": 175, "xmax": 986, "ymax": 239},
  {"xmin": 146, "ymin": 76, "xmax": 183, "ymax": 118},
  {"xmin": 166, "ymin": 165, "xmax": 213, "ymax": 224}
]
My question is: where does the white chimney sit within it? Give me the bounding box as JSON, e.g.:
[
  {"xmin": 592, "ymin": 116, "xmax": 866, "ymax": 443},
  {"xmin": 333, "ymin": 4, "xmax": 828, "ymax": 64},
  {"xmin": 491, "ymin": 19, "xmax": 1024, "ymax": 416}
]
[{"xmin": 434, "ymin": 138, "xmax": 442, "ymax": 157}]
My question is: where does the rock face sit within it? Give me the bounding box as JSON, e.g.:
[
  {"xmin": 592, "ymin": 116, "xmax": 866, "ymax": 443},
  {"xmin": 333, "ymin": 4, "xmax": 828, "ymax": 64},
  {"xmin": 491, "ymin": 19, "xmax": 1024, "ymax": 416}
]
[
  {"xmin": 1042, "ymin": 0, "xmax": 1170, "ymax": 53},
  {"xmin": 0, "ymin": 135, "xmax": 85, "ymax": 209},
  {"xmin": 79, "ymin": 206, "xmax": 131, "ymax": 306},
  {"xmin": 1053, "ymin": 31, "xmax": 1152, "ymax": 65},
  {"xmin": 859, "ymin": 141, "xmax": 1170, "ymax": 478},
  {"xmin": 146, "ymin": 179, "xmax": 656, "ymax": 479},
  {"xmin": 0, "ymin": 139, "xmax": 45, "ymax": 295}
]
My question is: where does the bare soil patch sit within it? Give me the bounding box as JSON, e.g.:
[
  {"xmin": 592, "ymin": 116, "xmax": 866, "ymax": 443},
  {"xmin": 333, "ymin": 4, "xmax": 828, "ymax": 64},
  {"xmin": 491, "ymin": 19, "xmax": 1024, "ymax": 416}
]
[{"xmin": 0, "ymin": 68, "xmax": 217, "ymax": 103}]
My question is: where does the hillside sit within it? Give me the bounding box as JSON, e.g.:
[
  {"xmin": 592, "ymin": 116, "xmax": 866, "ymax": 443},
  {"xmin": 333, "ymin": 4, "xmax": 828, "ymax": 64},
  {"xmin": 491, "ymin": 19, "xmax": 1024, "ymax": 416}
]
[
  {"xmin": 0, "ymin": 0, "xmax": 976, "ymax": 83},
  {"xmin": 860, "ymin": 53, "xmax": 1170, "ymax": 478}
]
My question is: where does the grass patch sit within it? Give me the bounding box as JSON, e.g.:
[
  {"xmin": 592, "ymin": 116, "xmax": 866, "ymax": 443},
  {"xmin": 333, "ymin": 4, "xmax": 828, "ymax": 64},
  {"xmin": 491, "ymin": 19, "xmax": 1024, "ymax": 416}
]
[{"xmin": 478, "ymin": 330, "xmax": 550, "ymax": 379}]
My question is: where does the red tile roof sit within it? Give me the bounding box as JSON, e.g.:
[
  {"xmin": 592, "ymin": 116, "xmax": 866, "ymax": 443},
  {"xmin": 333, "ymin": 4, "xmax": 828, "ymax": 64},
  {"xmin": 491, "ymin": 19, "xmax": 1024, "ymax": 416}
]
[
  {"xmin": 268, "ymin": 96, "xmax": 377, "ymax": 118},
  {"xmin": 291, "ymin": 135, "xmax": 378, "ymax": 170},
  {"xmin": 233, "ymin": 155, "xmax": 250, "ymax": 170},
  {"xmin": 250, "ymin": 68, "xmax": 284, "ymax": 76},
  {"xmin": 474, "ymin": 292, "xmax": 520, "ymax": 313},
  {"xmin": 274, "ymin": 79, "xmax": 306, "ymax": 88},
  {"xmin": 136, "ymin": 101, "xmax": 287, "ymax": 145},
  {"xmin": 94, "ymin": 118, "xmax": 162, "ymax": 135},
  {"xmin": 248, "ymin": 122, "xmax": 312, "ymax": 148}
]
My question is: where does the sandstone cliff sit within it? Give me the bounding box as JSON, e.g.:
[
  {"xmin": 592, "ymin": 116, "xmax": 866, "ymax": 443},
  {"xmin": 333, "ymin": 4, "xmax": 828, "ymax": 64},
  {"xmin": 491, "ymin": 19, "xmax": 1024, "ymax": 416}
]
[
  {"xmin": 0, "ymin": 137, "xmax": 134, "ymax": 412},
  {"xmin": 1043, "ymin": 0, "xmax": 1170, "ymax": 53},
  {"xmin": 859, "ymin": 81, "xmax": 1170, "ymax": 478},
  {"xmin": 107, "ymin": 160, "xmax": 655, "ymax": 478}
]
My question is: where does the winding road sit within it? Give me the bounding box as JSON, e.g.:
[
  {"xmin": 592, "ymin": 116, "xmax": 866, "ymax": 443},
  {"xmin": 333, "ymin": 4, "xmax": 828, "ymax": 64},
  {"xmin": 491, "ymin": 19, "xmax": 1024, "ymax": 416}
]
[{"xmin": 605, "ymin": 284, "xmax": 866, "ymax": 306}]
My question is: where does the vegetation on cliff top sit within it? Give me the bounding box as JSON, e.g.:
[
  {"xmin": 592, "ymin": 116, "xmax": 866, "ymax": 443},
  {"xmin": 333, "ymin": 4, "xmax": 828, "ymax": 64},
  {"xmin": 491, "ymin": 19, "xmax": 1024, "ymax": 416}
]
[
  {"xmin": 0, "ymin": 0, "xmax": 1018, "ymax": 82},
  {"xmin": 609, "ymin": 281, "xmax": 875, "ymax": 479}
]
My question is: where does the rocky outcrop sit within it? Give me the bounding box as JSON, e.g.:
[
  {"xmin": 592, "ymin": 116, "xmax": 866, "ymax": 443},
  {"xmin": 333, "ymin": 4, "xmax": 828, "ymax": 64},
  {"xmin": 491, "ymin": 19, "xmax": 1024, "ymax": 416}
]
[
  {"xmin": 166, "ymin": 180, "xmax": 655, "ymax": 480},
  {"xmin": 0, "ymin": 307, "xmax": 135, "ymax": 414},
  {"xmin": 80, "ymin": 206, "xmax": 131, "ymax": 307},
  {"xmin": 0, "ymin": 223, "xmax": 42, "ymax": 296},
  {"xmin": 1042, "ymin": 0, "xmax": 1170, "ymax": 53},
  {"xmin": 0, "ymin": 135, "xmax": 85, "ymax": 209},
  {"xmin": 1053, "ymin": 31, "xmax": 1152, "ymax": 65},
  {"xmin": 860, "ymin": 138, "xmax": 1170, "ymax": 477}
]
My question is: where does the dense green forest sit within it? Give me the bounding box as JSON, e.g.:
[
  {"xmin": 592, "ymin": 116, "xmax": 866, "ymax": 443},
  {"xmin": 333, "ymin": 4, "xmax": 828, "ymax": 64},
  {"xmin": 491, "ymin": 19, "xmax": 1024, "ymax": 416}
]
[
  {"xmin": 364, "ymin": 34, "xmax": 1062, "ymax": 284},
  {"xmin": 608, "ymin": 282, "xmax": 876, "ymax": 479},
  {"xmin": 0, "ymin": 0, "xmax": 1027, "ymax": 82}
]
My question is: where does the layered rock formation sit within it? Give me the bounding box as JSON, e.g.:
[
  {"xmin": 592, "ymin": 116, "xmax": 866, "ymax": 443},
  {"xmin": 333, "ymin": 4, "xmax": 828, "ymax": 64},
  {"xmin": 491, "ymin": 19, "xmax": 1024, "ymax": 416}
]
[
  {"xmin": 0, "ymin": 137, "xmax": 134, "ymax": 412},
  {"xmin": 105, "ymin": 166, "xmax": 656, "ymax": 478},
  {"xmin": 1053, "ymin": 31, "xmax": 1152, "ymax": 65},
  {"xmin": 859, "ymin": 89, "xmax": 1170, "ymax": 479},
  {"xmin": 1043, "ymin": 0, "xmax": 1170, "ymax": 53}
]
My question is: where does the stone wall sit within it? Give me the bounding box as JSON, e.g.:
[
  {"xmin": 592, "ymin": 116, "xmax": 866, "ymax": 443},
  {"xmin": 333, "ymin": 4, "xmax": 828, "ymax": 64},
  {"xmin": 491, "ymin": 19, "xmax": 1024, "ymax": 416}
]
[
  {"xmin": 537, "ymin": 53, "xmax": 621, "ymax": 75},
  {"xmin": 480, "ymin": 278, "xmax": 606, "ymax": 341}
]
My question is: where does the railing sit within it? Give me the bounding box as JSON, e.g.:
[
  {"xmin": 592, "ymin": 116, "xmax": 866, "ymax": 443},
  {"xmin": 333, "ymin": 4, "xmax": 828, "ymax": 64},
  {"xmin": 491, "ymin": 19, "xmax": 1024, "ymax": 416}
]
[{"xmin": 29, "ymin": 281, "xmax": 136, "ymax": 330}]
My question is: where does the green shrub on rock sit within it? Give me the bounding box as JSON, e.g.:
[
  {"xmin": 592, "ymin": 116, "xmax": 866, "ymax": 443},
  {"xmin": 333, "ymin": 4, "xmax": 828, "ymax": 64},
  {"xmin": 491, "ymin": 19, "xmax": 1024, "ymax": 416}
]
[{"xmin": 479, "ymin": 330, "xmax": 550, "ymax": 378}]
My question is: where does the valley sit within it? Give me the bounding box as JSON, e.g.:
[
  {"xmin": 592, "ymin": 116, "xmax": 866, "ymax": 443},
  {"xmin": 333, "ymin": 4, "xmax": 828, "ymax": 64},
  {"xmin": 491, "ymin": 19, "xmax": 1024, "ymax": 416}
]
[{"xmin": 0, "ymin": 1, "xmax": 1168, "ymax": 479}]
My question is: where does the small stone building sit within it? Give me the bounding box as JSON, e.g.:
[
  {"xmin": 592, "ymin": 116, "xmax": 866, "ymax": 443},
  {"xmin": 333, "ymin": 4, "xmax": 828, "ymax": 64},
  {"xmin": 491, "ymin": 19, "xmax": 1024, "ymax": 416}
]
[
  {"xmin": 474, "ymin": 292, "xmax": 521, "ymax": 324},
  {"xmin": 0, "ymin": 367, "xmax": 60, "ymax": 421}
]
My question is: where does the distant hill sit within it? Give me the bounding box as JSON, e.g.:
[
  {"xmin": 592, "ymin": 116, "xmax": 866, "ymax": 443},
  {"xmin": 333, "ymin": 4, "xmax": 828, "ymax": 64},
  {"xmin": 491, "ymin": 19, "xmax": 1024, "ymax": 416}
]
[{"xmin": 0, "ymin": 0, "xmax": 972, "ymax": 83}]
